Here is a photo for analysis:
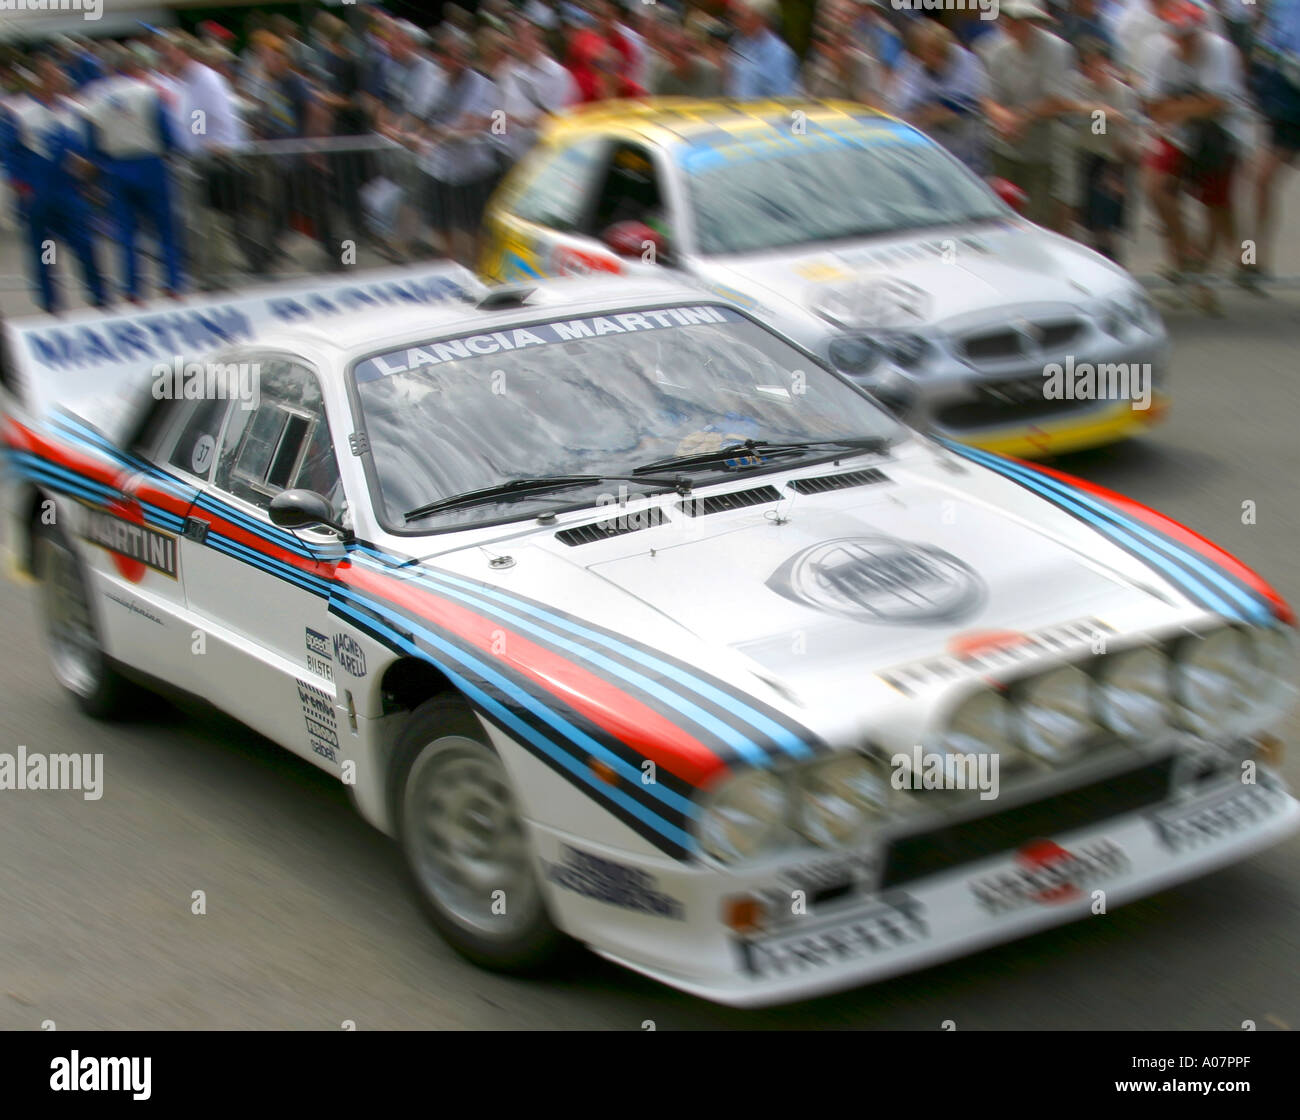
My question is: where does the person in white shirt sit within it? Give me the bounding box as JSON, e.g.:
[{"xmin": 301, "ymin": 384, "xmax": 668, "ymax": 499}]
[
  {"xmin": 157, "ymin": 31, "xmax": 246, "ymax": 290},
  {"xmin": 418, "ymin": 28, "xmax": 498, "ymax": 266},
  {"xmin": 495, "ymin": 16, "xmax": 578, "ymax": 164},
  {"xmin": 1142, "ymin": 0, "xmax": 1247, "ymax": 309},
  {"xmin": 83, "ymin": 43, "xmax": 182, "ymax": 300}
]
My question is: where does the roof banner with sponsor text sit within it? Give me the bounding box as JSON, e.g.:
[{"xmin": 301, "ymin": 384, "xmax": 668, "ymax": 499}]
[{"xmin": 1, "ymin": 264, "xmax": 483, "ymax": 443}]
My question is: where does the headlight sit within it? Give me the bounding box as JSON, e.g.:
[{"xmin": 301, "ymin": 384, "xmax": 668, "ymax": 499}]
[
  {"xmin": 796, "ymin": 753, "xmax": 891, "ymax": 848},
  {"xmin": 1016, "ymin": 665, "xmax": 1102, "ymax": 764},
  {"xmin": 1174, "ymin": 629, "xmax": 1252, "ymax": 736},
  {"xmin": 1097, "ymin": 647, "xmax": 1172, "ymax": 739},
  {"xmin": 944, "ymin": 688, "xmax": 1017, "ymax": 760},
  {"xmin": 1102, "ymin": 291, "xmax": 1161, "ymax": 338},
  {"xmin": 697, "ymin": 770, "xmax": 789, "ymax": 863},
  {"xmin": 1242, "ymin": 626, "xmax": 1297, "ymax": 711},
  {"xmin": 877, "ymin": 331, "xmax": 931, "ymax": 369}
]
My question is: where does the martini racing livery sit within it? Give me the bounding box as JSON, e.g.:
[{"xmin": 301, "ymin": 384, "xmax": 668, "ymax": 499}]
[
  {"xmin": 480, "ymin": 99, "xmax": 1171, "ymax": 459},
  {"xmin": 2, "ymin": 269, "xmax": 1294, "ymax": 1007}
]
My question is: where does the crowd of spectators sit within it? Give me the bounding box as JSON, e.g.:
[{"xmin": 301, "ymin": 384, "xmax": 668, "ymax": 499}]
[{"xmin": 1, "ymin": 0, "xmax": 1299, "ymax": 314}]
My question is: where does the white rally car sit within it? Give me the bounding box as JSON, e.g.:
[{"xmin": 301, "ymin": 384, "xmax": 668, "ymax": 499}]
[{"xmin": 2, "ymin": 268, "xmax": 1295, "ymax": 1007}]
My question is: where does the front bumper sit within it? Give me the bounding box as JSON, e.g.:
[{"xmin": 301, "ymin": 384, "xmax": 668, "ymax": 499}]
[
  {"xmin": 851, "ymin": 316, "xmax": 1169, "ymax": 459},
  {"xmin": 533, "ymin": 767, "xmax": 1297, "ymax": 1008}
]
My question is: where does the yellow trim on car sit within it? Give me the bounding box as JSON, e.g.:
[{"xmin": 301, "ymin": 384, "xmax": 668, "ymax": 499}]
[{"xmin": 965, "ymin": 394, "xmax": 1170, "ymax": 459}]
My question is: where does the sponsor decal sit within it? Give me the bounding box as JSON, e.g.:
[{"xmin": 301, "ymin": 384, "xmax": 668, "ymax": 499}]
[
  {"xmin": 81, "ymin": 502, "xmax": 177, "ymax": 582},
  {"xmin": 296, "ymin": 680, "xmax": 339, "ymax": 766},
  {"xmin": 544, "ymin": 845, "xmax": 684, "ymax": 919},
  {"xmin": 767, "ymin": 536, "xmax": 985, "ymax": 625},
  {"xmin": 736, "ymin": 893, "xmax": 927, "ymax": 977},
  {"xmin": 305, "ymin": 627, "xmax": 332, "ymax": 681},
  {"xmin": 354, "ymin": 306, "xmax": 742, "ymax": 381},
  {"xmin": 1150, "ymin": 781, "xmax": 1285, "ymax": 853},
  {"xmin": 551, "ymin": 245, "xmax": 623, "ymax": 278},
  {"xmin": 777, "ymin": 850, "xmax": 878, "ymax": 894},
  {"xmin": 969, "ymin": 838, "xmax": 1129, "ymax": 914},
  {"xmin": 104, "ymin": 591, "xmax": 163, "ymax": 626},
  {"xmin": 878, "ymin": 618, "xmax": 1113, "ymax": 695},
  {"xmin": 332, "ymin": 632, "xmax": 367, "ymax": 678}
]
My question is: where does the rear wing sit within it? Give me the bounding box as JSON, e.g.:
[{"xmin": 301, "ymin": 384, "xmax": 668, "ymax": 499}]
[{"xmin": 0, "ymin": 264, "xmax": 485, "ymax": 446}]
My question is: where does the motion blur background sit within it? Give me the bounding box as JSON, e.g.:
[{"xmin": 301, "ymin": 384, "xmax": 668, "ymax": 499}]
[{"xmin": 0, "ymin": 0, "xmax": 1298, "ymax": 1028}]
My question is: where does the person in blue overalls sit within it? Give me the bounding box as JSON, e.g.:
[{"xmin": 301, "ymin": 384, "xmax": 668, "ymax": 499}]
[
  {"xmin": 82, "ymin": 44, "xmax": 182, "ymax": 301},
  {"xmin": 0, "ymin": 54, "xmax": 107, "ymax": 313}
]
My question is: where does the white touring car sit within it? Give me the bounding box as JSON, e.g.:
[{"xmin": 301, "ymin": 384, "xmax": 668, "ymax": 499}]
[{"xmin": 2, "ymin": 268, "xmax": 1295, "ymax": 1007}]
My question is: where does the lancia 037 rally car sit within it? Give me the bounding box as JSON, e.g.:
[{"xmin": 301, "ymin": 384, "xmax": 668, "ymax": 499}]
[
  {"xmin": 1, "ymin": 267, "xmax": 1293, "ymax": 1007},
  {"xmin": 480, "ymin": 99, "xmax": 1170, "ymax": 459}
]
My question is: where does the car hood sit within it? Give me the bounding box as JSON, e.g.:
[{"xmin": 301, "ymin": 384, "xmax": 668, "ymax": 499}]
[
  {"xmin": 692, "ymin": 222, "xmax": 1129, "ymax": 331},
  {"xmin": 413, "ymin": 446, "xmax": 1193, "ymax": 749}
]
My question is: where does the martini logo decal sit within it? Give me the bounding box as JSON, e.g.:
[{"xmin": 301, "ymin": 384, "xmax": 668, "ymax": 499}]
[
  {"xmin": 767, "ymin": 535, "xmax": 984, "ymax": 625},
  {"xmin": 82, "ymin": 502, "xmax": 177, "ymax": 582}
]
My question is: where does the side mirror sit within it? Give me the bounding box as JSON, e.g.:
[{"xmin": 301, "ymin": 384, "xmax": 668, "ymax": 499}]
[
  {"xmin": 602, "ymin": 220, "xmax": 666, "ymax": 264},
  {"xmin": 988, "ymin": 176, "xmax": 1028, "ymax": 215},
  {"xmin": 269, "ymin": 489, "xmax": 344, "ymax": 533}
]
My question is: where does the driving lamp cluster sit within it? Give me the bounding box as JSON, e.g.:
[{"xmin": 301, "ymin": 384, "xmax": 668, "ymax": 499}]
[{"xmin": 696, "ymin": 626, "xmax": 1294, "ymax": 864}]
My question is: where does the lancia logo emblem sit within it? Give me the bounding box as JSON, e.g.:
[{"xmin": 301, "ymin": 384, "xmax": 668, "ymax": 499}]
[{"xmin": 767, "ymin": 536, "xmax": 985, "ymax": 625}]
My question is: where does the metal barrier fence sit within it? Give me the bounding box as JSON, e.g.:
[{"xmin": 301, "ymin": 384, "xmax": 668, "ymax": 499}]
[{"xmin": 0, "ymin": 135, "xmax": 455, "ymax": 307}]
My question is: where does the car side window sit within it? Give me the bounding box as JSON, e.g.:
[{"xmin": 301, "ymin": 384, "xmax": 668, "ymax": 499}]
[
  {"xmin": 166, "ymin": 396, "xmax": 230, "ymax": 481},
  {"xmin": 212, "ymin": 359, "xmax": 342, "ymax": 518},
  {"xmin": 510, "ymin": 138, "xmax": 604, "ymax": 231},
  {"xmin": 587, "ymin": 142, "xmax": 666, "ymax": 237}
]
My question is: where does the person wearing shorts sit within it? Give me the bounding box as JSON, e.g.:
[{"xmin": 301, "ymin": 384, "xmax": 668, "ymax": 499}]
[
  {"xmin": 1242, "ymin": 0, "xmax": 1300, "ymax": 289},
  {"xmin": 1141, "ymin": 0, "xmax": 1248, "ymax": 308},
  {"xmin": 1065, "ymin": 37, "xmax": 1142, "ymax": 263}
]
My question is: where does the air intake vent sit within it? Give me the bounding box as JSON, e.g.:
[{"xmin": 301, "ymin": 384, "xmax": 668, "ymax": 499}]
[
  {"xmin": 787, "ymin": 468, "xmax": 888, "ymax": 495},
  {"xmin": 677, "ymin": 485, "xmax": 782, "ymax": 517},
  {"xmin": 555, "ymin": 506, "xmax": 667, "ymax": 546}
]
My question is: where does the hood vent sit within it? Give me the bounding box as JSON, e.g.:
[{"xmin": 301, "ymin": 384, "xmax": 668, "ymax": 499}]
[
  {"xmin": 555, "ymin": 505, "xmax": 667, "ymax": 546},
  {"xmin": 787, "ymin": 468, "xmax": 888, "ymax": 495},
  {"xmin": 678, "ymin": 485, "xmax": 783, "ymax": 517}
]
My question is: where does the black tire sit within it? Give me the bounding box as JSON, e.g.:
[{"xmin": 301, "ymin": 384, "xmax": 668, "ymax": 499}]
[
  {"xmin": 32, "ymin": 517, "xmax": 139, "ymax": 719},
  {"xmin": 390, "ymin": 694, "xmax": 567, "ymax": 973}
]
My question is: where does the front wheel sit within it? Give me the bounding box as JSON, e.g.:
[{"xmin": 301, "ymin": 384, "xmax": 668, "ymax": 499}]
[{"xmin": 392, "ymin": 695, "xmax": 566, "ymax": 973}]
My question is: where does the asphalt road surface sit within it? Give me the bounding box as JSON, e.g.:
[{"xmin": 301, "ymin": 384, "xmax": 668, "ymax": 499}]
[{"xmin": 1, "ymin": 291, "xmax": 1298, "ymax": 1031}]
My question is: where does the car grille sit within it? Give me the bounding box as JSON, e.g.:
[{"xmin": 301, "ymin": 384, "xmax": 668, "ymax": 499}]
[
  {"xmin": 554, "ymin": 506, "xmax": 668, "ymax": 546},
  {"xmin": 959, "ymin": 319, "xmax": 1084, "ymax": 365},
  {"xmin": 677, "ymin": 485, "xmax": 782, "ymax": 517},
  {"xmin": 879, "ymin": 755, "xmax": 1175, "ymax": 888},
  {"xmin": 786, "ymin": 468, "xmax": 889, "ymax": 495}
]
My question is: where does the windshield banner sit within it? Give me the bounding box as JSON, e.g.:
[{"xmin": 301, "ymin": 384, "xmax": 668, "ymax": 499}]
[{"xmin": 356, "ymin": 305, "xmax": 747, "ymax": 382}]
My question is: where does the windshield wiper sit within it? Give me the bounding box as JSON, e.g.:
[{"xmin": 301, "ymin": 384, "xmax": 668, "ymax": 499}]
[
  {"xmin": 404, "ymin": 473, "xmax": 687, "ymax": 522},
  {"xmin": 632, "ymin": 437, "xmax": 890, "ymax": 476}
]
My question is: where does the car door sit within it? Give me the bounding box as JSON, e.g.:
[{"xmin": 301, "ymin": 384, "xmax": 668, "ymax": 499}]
[
  {"xmin": 67, "ymin": 392, "xmax": 224, "ymax": 695},
  {"xmin": 176, "ymin": 354, "xmax": 351, "ymax": 773},
  {"xmin": 481, "ymin": 133, "xmax": 629, "ymax": 281}
]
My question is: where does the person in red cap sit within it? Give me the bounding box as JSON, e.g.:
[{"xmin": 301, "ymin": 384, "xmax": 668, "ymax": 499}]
[{"xmin": 1141, "ymin": 0, "xmax": 1246, "ymax": 312}]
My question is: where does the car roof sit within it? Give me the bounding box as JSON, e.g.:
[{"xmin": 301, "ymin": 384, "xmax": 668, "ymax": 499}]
[
  {"xmin": 248, "ymin": 272, "xmax": 734, "ymax": 361},
  {"xmin": 543, "ymin": 97, "xmax": 905, "ymax": 150}
]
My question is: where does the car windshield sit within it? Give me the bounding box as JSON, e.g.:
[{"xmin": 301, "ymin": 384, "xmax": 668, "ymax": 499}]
[
  {"xmin": 351, "ymin": 304, "xmax": 901, "ymax": 529},
  {"xmin": 682, "ymin": 121, "xmax": 1006, "ymax": 257}
]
